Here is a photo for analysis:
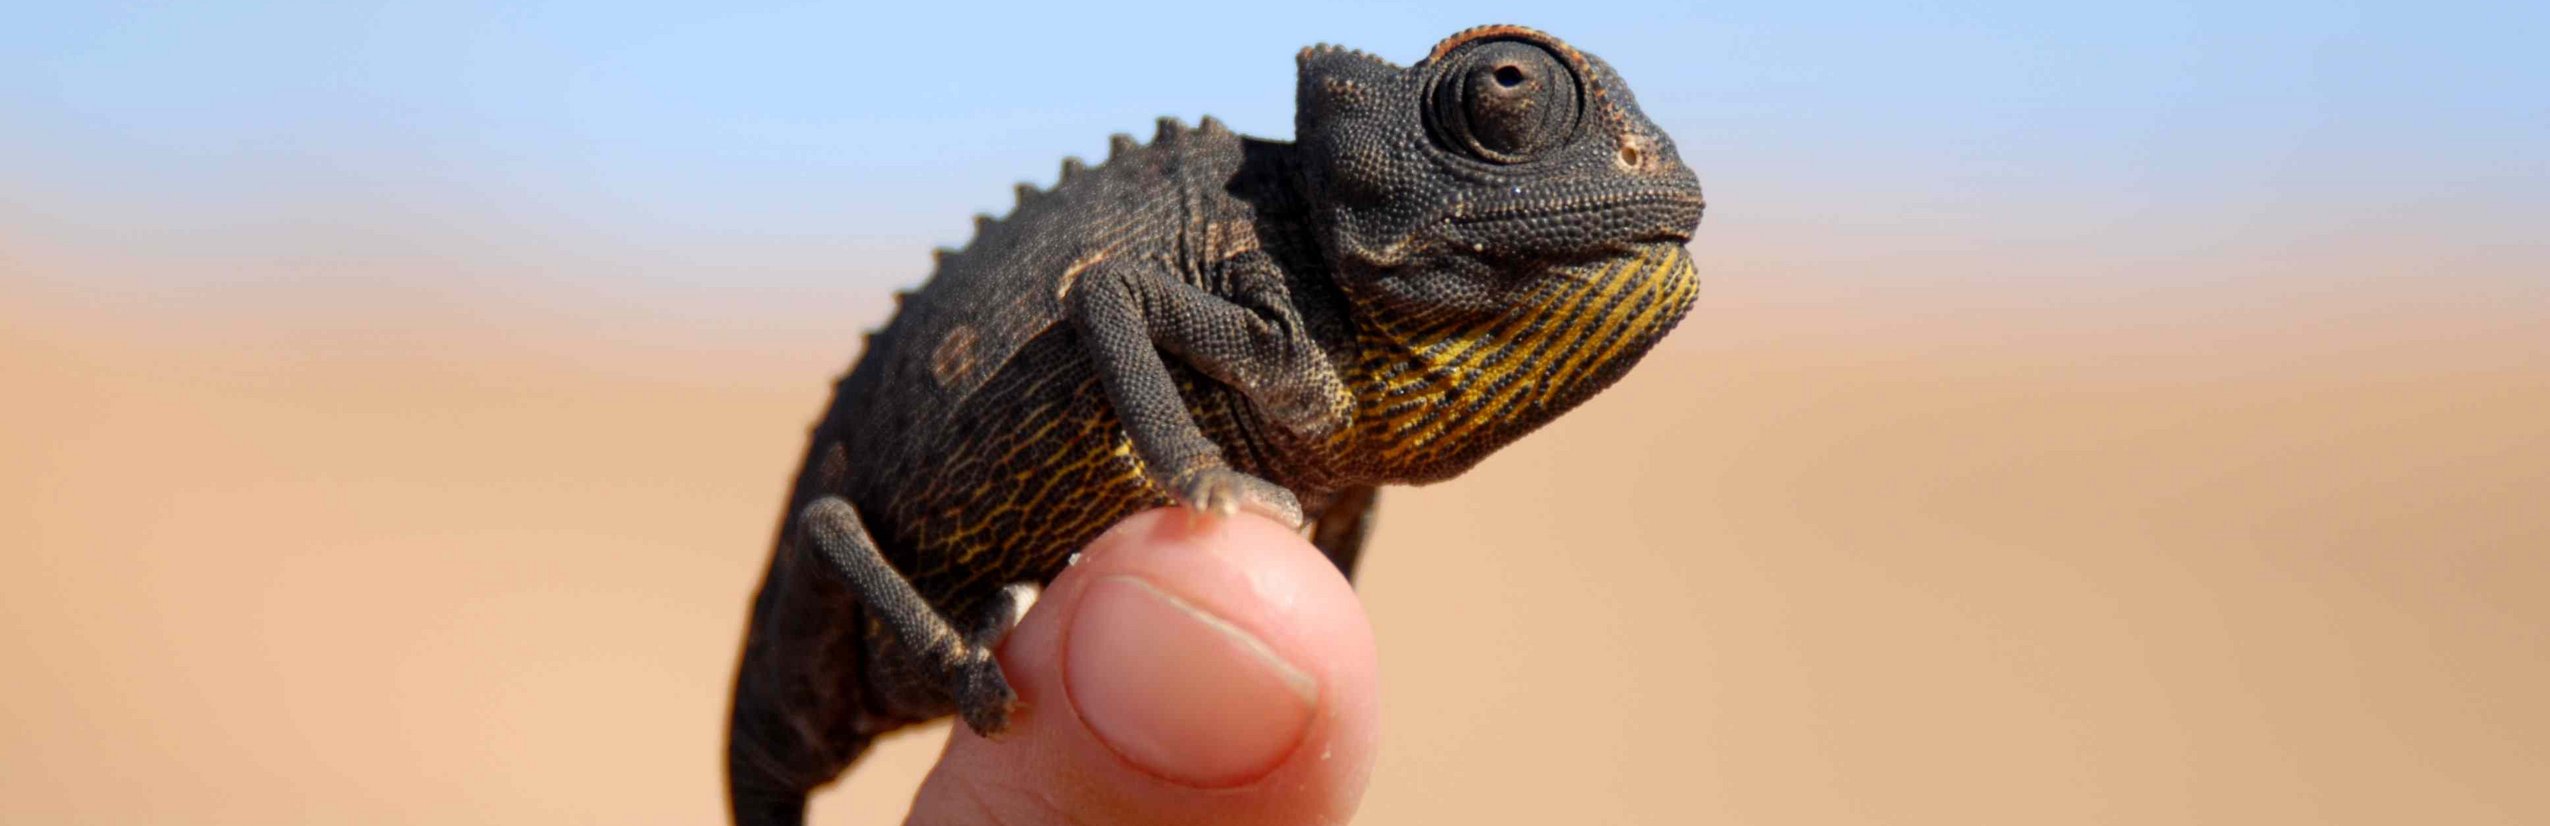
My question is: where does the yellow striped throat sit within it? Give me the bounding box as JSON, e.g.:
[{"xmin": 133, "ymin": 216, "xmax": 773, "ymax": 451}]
[{"xmin": 1330, "ymin": 242, "xmax": 1699, "ymax": 482}]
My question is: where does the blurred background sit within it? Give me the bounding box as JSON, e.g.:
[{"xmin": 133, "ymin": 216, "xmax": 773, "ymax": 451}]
[{"xmin": 4, "ymin": 1, "xmax": 2544, "ymax": 823}]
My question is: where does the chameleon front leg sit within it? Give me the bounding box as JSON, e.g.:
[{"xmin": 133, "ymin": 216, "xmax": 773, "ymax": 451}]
[
  {"xmin": 1068, "ymin": 254, "xmax": 1348, "ymax": 528},
  {"xmin": 798, "ymin": 496, "xmax": 1040, "ymax": 736}
]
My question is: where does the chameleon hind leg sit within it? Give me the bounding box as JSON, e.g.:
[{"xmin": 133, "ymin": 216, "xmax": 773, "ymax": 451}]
[{"xmin": 799, "ymin": 496, "xmax": 1041, "ymax": 736}]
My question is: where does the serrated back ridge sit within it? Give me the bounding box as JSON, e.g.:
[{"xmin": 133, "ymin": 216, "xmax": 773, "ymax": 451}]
[{"xmin": 926, "ymin": 116, "xmax": 1210, "ymax": 279}]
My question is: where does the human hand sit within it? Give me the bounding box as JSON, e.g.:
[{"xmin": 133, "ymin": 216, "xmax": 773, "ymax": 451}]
[{"xmin": 905, "ymin": 508, "xmax": 1380, "ymax": 824}]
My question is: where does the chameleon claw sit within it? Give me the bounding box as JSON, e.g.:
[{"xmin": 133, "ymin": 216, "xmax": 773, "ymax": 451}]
[
  {"xmin": 1170, "ymin": 467, "xmax": 1306, "ymax": 529},
  {"xmin": 978, "ymin": 701, "xmax": 1029, "ymax": 742}
]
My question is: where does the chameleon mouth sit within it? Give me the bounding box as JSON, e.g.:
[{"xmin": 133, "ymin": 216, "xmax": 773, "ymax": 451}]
[
  {"xmin": 1452, "ymin": 187, "xmax": 1703, "ymax": 217},
  {"xmin": 1447, "ymin": 188, "xmax": 1705, "ymax": 246},
  {"xmin": 1543, "ymin": 238, "xmax": 1693, "ymax": 285}
]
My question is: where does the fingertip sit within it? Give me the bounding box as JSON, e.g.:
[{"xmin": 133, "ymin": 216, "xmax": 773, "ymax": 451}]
[
  {"xmin": 917, "ymin": 509, "xmax": 1380, "ymax": 825},
  {"xmin": 1066, "ymin": 572, "xmax": 1319, "ymax": 786}
]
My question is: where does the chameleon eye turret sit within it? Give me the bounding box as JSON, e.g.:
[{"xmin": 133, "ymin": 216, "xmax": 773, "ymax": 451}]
[
  {"xmin": 1427, "ymin": 39, "xmax": 1582, "ymax": 162},
  {"xmin": 728, "ymin": 27, "xmax": 1701, "ymax": 824}
]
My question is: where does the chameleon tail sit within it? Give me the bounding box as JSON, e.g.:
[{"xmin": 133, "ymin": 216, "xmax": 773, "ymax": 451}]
[
  {"xmin": 724, "ymin": 765, "xmax": 808, "ymax": 826},
  {"xmin": 725, "ymin": 535, "xmax": 874, "ymax": 825},
  {"xmin": 726, "ymin": 653, "xmax": 822, "ymax": 826}
]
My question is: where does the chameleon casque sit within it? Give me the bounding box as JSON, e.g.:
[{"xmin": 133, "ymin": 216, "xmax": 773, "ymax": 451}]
[{"xmin": 727, "ymin": 25, "xmax": 1704, "ymax": 824}]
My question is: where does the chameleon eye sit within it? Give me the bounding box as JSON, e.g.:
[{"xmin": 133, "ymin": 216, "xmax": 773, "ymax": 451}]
[{"xmin": 1427, "ymin": 40, "xmax": 1581, "ymax": 163}]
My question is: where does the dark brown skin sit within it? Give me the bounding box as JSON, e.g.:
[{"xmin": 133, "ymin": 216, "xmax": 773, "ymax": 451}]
[{"xmin": 727, "ymin": 25, "xmax": 1704, "ymax": 825}]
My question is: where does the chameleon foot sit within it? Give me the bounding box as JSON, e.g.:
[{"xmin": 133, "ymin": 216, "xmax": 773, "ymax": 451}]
[
  {"xmin": 954, "ymin": 649, "xmax": 1018, "ymax": 737},
  {"xmin": 1170, "ymin": 467, "xmax": 1304, "ymax": 529},
  {"xmin": 954, "ymin": 582, "xmax": 1042, "ymax": 738}
]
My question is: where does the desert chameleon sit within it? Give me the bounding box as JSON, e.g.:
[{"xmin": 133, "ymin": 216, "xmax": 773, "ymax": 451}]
[{"xmin": 726, "ymin": 25, "xmax": 1705, "ymax": 824}]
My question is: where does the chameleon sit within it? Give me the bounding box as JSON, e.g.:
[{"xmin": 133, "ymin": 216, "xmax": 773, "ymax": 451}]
[{"xmin": 726, "ymin": 25, "xmax": 1704, "ymax": 824}]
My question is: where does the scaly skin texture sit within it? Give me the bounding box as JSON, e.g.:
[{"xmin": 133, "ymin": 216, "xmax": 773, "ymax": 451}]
[{"xmin": 726, "ymin": 25, "xmax": 1704, "ymax": 824}]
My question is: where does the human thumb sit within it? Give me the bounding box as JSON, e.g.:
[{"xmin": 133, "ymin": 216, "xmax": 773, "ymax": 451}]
[{"xmin": 906, "ymin": 509, "xmax": 1380, "ymax": 825}]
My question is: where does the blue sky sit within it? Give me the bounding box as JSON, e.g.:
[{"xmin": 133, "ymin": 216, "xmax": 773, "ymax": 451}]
[{"xmin": 4, "ymin": 1, "xmax": 2543, "ymax": 293}]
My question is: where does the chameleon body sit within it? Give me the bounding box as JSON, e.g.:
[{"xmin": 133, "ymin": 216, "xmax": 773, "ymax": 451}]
[{"xmin": 726, "ymin": 26, "xmax": 1704, "ymax": 824}]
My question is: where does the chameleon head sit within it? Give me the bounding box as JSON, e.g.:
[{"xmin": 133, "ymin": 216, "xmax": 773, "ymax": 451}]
[
  {"xmin": 1290, "ymin": 27, "xmax": 1707, "ymax": 482},
  {"xmin": 1292, "ymin": 25, "xmax": 1705, "ymax": 316}
]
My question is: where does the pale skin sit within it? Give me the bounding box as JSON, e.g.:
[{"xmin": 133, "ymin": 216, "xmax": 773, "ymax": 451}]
[{"xmin": 904, "ymin": 509, "xmax": 1383, "ymax": 825}]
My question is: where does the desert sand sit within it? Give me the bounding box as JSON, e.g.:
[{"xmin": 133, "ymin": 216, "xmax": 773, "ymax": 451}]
[{"xmin": 3, "ymin": 235, "xmax": 2545, "ymax": 823}]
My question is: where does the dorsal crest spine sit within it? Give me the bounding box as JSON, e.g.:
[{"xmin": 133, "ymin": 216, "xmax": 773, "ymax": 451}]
[{"xmin": 939, "ymin": 116, "xmax": 1209, "ymax": 273}]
